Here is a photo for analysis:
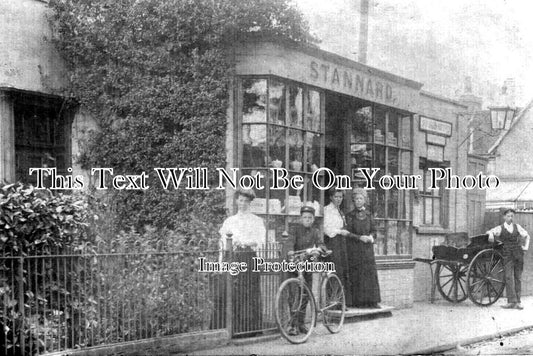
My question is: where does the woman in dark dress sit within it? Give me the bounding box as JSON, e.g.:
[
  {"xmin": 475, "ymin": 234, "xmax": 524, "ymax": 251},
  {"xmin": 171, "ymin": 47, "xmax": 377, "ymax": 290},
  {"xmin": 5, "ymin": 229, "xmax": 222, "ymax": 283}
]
[
  {"xmin": 345, "ymin": 188, "xmax": 381, "ymax": 308},
  {"xmin": 218, "ymin": 188, "xmax": 266, "ymax": 334}
]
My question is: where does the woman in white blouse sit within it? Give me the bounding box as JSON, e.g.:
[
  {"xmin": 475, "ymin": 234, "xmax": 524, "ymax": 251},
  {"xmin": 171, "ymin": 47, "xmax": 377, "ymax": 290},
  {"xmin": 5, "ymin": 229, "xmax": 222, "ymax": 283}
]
[
  {"xmin": 323, "ymin": 189, "xmax": 351, "ymax": 304},
  {"xmin": 219, "ymin": 188, "xmax": 265, "ymax": 335}
]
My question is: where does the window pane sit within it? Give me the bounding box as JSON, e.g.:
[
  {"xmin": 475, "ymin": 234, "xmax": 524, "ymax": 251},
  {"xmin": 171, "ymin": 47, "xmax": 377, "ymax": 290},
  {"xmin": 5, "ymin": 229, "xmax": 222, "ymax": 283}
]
[
  {"xmin": 372, "ymin": 186, "xmax": 386, "ymax": 218},
  {"xmin": 388, "ymin": 148, "xmax": 398, "ymax": 175},
  {"xmin": 375, "ymin": 145, "xmax": 386, "ymax": 179},
  {"xmin": 374, "ymin": 107, "xmax": 386, "ymax": 144},
  {"xmin": 351, "ymin": 143, "xmax": 372, "ymax": 185},
  {"xmin": 397, "ymin": 221, "xmax": 411, "ymax": 255},
  {"xmin": 242, "ymin": 79, "xmax": 267, "ymax": 123},
  {"xmin": 386, "ymin": 220, "xmax": 398, "ymax": 255},
  {"xmin": 400, "ymin": 150, "xmax": 411, "ymax": 175},
  {"xmin": 303, "ymin": 174, "xmax": 322, "ymax": 212},
  {"xmin": 288, "ymin": 129, "xmax": 304, "ymax": 171},
  {"xmin": 388, "ymin": 189, "xmax": 398, "ymax": 219},
  {"xmin": 269, "ymin": 79, "xmax": 286, "ymax": 125},
  {"xmin": 352, "ymin": 105, "xmax": 372, "ymax": 142},
  {"xmin": 424, "ymin": 197, "xmax": 433, "ymax": 224},
  {"xmin": 268, "ymin": 215, "xmax": 287, "ymax": 248},
  {"xmin": 305, "ymin": 90, "xmax": 321, "ymax": 131},
  {"xmin": 400, "ymin": 114, "xmax": 412, "ymax": 148},
  {"xmin": 305, "ymin": 132, "xmax": 321, "ymax": 172},
  {"xmin": 434, "ymin": 197, "xmax": 440, "ymax": 225},
  {"xmin": 242, "ymin": 124, "xmax": 266, "ymax": 167},
  {"xmin": 288, "ymin": 85, "xmax": 303, "ymax": 127},
  {"xmin": 398, "ymin": 189, "xmax": 408, "ymax": 219},
  {"xmin": 269, "ymin": 126, "xmax": 286, "ymax": 168},
  {"xmin": 374, "ymin": 219, "xmax": 386, "ymax": 256},
  {"xmin": 387, "ymin": 111, "xmax": 399, "ymax": 146}
]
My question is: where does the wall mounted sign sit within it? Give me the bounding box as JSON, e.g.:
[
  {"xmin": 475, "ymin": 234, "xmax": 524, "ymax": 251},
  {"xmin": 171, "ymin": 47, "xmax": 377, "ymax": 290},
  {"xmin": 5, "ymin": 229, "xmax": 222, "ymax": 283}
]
[
  {"xmin": 420, "ymin": 116, "xmax": 452, "ymax": 136},
  {"xmin": 426, "ymin": 133, "xmax": 446, "ymax": 146},
  {"xmin": 427, "ymin": 144, "xmax": 444, "ymax": 162}
]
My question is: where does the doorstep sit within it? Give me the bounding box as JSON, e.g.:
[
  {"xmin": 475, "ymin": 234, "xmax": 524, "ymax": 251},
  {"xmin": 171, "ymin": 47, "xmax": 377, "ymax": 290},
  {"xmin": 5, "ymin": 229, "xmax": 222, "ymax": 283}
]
[{"xmin": 344, "ymin": 305, "xmax": 394, "ymax": 321}]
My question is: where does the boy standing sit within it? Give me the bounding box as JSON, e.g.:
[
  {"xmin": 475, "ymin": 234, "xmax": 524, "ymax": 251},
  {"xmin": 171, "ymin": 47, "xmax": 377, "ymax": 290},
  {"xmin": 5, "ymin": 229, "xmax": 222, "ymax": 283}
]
[
  {"xmin": 487, "ymin": 208, "xmax": 530, "ymax": 309},
  {"xmin": 286, "ymin": 205, "xmax": 327, "ymax": 335}
]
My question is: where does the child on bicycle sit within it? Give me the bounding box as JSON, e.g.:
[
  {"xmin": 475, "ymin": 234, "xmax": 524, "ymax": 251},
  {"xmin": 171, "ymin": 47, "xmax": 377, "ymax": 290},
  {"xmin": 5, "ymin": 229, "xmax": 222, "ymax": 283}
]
[{"xmin": 285, "ymin": 205, "xmax": 327, "ymax": 336}]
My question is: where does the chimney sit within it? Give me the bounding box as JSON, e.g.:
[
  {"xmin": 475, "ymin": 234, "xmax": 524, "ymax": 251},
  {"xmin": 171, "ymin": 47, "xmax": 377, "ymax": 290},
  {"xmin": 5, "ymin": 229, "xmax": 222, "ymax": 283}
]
[
  {"xmin": 464, "ymin": 76, "xmax": 472, "ymax": 94},
  {"xmin": 358, "ymin": 0, "xmax": 369, "ymax": 64}
]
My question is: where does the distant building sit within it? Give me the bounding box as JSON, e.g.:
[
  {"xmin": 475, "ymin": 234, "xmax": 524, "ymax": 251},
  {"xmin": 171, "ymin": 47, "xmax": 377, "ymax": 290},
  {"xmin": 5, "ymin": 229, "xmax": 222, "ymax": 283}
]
[{"xmin": 485, "ymin": 99, "xmax": 533, "ymax": 210}]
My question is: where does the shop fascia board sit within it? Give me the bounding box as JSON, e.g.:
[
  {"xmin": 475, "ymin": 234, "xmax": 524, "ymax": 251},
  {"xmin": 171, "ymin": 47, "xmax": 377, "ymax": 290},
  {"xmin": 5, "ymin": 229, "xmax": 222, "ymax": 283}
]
[{"xmin": 230, "ymin": 38, "xmax": 423, "ymax": 113}]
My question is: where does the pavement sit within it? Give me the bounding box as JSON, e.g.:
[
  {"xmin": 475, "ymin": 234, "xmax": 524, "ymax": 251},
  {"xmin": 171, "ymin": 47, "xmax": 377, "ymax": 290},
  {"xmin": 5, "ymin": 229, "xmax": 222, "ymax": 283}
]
[{"xmin": 190, "ymin": 296, "xmax": 533, "ymax": 355}]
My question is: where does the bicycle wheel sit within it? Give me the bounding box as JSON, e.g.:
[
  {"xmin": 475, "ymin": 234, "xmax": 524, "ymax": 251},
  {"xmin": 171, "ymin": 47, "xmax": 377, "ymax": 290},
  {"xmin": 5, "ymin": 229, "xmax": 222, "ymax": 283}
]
[
  {"xmin": 320, "ymin": 273, "xmax": 345, "ymax": 333},
  {"xmin": 274, "ymin": 278, "xmax": 316, "ymax": 344}
]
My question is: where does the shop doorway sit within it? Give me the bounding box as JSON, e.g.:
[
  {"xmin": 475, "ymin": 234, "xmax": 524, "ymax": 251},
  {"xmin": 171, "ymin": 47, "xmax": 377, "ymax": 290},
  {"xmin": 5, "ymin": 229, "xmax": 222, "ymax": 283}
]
[{"xmin": 325, "ymin": 92, "xmax": 372, "ymax": 211}]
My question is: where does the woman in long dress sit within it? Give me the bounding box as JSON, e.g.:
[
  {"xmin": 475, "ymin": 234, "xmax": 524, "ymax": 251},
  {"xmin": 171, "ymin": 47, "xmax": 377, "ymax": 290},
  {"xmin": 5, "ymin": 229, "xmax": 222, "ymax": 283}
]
[
  {"xmin": 345, "ymin": 188, "xmax": 381, "ymax": 308},
  {"xmin": 323, "ymin": 189, "xmax": 352, "ymax": 304},
  {"xmin": 219, "ymin": 188, "xmax": 266, "ymax": 334}
]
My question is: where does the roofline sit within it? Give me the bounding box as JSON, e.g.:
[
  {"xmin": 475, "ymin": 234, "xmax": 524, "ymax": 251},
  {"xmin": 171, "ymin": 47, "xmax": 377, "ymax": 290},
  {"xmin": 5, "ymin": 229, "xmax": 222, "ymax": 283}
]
[
  {"xmin": 233, "ymin": 34, "xmax": 424, "ymax": 90},
  {"xmin": 420, "ymin": 90, "xmax": 468, "ymax": 108},
  {"xmin": 0, "ymin": 86, "xmax": 67, "ymax": 100},
  {"xmin": 488, "ymin": 98, "xmax": 533, "ymax": 154}
]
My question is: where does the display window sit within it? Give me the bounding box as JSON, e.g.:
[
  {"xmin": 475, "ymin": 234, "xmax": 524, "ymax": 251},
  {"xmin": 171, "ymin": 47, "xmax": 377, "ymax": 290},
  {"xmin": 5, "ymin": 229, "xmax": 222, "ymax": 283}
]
[
  {"xmin": 350, "ymin": 105, "xmax": 413, "ymax": 257},
  {"xmin": 237, "ymin": 76, "xmax": 325, "ymax": 240},
  {"xmin": 236, "ymin": 77, "xmax": 413, "ymax": 256}
]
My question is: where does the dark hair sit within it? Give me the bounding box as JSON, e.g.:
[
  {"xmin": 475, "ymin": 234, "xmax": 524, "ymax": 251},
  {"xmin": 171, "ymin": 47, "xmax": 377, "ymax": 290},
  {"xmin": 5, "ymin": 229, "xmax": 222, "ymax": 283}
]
[
  {"xmin": 328, "ymin": 188, "xmax": 345, "ymax": 197},
  {"xmin": 235, "ymin": 188, "xmax": 255, "ymax": 201}
]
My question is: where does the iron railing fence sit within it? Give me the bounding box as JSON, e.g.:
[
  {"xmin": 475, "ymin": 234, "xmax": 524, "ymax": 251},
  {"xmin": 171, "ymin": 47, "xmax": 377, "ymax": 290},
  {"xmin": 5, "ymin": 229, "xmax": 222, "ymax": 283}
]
[
  {"xmin": 0, "ymin": 242, "xmax": 284, "ymax": 354},
  {"xmin": 0, "ymin": 248, "xmax": 222, "ymax": 355}
]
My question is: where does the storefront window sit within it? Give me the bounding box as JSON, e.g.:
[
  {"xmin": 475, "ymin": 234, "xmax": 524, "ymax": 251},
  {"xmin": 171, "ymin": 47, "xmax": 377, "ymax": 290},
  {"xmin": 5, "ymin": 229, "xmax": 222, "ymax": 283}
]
[
  {"xmin": 420, "ymin": 158, "xmax": 449, "ymax": 227},
  {"xmin": 351, "ymin": 105, "xmax": 413, "ymax": 257},
  {"xmin": 238, "ymin": 77, "xmax": 325, "ymax": 241}
]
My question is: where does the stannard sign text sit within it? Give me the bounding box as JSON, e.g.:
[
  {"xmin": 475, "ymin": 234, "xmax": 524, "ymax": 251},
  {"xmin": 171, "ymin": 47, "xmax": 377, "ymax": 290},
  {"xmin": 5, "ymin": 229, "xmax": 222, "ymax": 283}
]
[{"xmin": 310, "ymin": 61, "xmax": 394, "ymax": 103}]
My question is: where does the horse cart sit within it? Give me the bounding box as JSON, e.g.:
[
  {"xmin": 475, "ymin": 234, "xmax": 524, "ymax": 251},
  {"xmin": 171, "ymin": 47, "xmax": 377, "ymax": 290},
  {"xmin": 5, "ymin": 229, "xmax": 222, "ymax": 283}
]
[{"xmin": 415, "ymin": 234, "xmax": 506, "ymax": 306}]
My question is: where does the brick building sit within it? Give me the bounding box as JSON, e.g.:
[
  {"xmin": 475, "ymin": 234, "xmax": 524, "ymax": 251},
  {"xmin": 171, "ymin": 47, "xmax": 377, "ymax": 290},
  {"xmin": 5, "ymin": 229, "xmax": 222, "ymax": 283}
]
[{"xmin": 1, "ymin": 0, "xmax": 480, "ymax": 308}]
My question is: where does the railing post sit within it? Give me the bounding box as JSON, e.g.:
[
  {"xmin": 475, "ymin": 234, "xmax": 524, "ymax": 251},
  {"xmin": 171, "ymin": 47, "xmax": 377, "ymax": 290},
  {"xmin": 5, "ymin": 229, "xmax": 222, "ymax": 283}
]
[
  {"xmin": 225, "ymin": 234, "xmax": 233, "ymax": 337},
  {"xmin": 17, "ymin": 257, "xmax": 25, "ymax": 353}
]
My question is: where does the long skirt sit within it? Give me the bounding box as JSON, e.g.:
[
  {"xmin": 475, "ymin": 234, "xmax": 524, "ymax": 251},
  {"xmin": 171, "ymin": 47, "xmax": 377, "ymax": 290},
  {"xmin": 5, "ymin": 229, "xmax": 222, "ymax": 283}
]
[
  {"xmin": 209, "ymin": 247, "xmax": 262, "ymax": 334},
  {"xmin": 232, "ymin": 247, "xmax": 262, "ymax": 334},
  {"xmin": 325, "ymin": 234, "xmax": 351, "ymax": 304},
  {"xmin": 346, "ymin": 239, "xmax": 381, "ymax": 307}
]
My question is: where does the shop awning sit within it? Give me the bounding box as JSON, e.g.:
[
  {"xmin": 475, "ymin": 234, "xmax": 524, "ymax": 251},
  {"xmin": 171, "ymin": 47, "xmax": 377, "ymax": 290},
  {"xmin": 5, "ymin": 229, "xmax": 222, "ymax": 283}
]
[{"xmin": 486, "ymin": 181, "xmax": 533, "ymax": 203}]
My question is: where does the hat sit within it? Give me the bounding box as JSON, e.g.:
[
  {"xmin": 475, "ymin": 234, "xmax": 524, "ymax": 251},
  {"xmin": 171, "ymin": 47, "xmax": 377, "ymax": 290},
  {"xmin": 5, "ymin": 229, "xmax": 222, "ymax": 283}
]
[
  {"xmin": 503, "ymin": 208, "xmax": 516, "ymax": 215},
  {"xmin": 300, "ymin": 205, "xmax": 315, "ymax": 215},
  {"xmin": 235, "ymin": 188, "xmax": 256, "ymax": 201}
]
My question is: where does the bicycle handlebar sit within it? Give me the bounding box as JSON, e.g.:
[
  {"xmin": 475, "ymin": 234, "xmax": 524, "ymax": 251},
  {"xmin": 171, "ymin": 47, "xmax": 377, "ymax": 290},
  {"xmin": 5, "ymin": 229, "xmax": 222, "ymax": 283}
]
[{"xmin": 288, "ymin": 247, "xmax": 332, "ymax": 261}]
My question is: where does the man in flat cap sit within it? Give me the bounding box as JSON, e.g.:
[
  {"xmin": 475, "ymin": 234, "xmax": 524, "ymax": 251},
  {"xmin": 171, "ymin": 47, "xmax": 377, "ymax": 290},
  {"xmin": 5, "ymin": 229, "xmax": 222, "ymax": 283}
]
[
  {"xmin": 285, "ymin": 205, "xmax": 327, "ymax": 335},
  {"xmin": 486, "ymin": 208, "xmax": 530, "ymax": 309}
]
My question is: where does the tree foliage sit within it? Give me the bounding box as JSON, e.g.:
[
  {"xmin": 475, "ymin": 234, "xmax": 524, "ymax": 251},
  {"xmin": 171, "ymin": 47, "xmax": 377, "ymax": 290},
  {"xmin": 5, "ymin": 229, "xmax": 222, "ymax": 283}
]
[{"xmin": 48, "ymin": 0, "xmax": 314, "ymax": 231}]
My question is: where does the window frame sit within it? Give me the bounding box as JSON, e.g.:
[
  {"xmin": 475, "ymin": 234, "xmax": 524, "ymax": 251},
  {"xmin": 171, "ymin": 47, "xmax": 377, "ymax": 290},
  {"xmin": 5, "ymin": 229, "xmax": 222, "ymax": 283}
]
[
  {"xmin": 350, "ymin": 103, "xmax": 414, "ymax": 259},
  {"xmin": 235, "ymin": 75, "xmax": 326, "ymax": 244},
  {"xmin": 419, "ymin": 158, "xmax": 449, "ymax": 228}
]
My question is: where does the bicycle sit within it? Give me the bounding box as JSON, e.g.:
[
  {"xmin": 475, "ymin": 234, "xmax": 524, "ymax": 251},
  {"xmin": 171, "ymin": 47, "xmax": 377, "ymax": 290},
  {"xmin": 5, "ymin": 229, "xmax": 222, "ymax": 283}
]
[{"xmin": 274, "ymin": 247, "xmax": 346, "ymax": 344}]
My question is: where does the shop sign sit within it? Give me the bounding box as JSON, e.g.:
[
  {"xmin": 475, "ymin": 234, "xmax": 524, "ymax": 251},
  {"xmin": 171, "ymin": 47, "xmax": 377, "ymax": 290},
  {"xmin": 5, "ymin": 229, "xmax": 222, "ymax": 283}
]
[
  {"xmin": 427, "ymin": 144, "xmax": 444, "ymax": 162},
  {"xmin": 310, "ymin": 61, "xmax": 394, "ymax": 104},
  {"xmin": 419, "ymin": 116, "xmax": 452, "ymax": 136},
  {"xmin": 426, "ymin": 133, "xmax": 446, "ymax": 146}
]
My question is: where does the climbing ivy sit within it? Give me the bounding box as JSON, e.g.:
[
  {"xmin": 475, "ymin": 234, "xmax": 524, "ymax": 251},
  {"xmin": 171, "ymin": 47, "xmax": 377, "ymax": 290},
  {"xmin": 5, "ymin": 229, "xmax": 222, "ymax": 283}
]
[{"xmin": 48, "ymin": 0, "xmax": 314, "ymax": 231}]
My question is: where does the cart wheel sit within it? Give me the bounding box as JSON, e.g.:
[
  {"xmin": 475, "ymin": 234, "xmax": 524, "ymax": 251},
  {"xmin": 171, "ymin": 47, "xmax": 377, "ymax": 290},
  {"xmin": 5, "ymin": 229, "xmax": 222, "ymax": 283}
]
[
  {"xmin": 320, "ymin": 273, "xmax": 345, "ymax": 333},
  {"xmin": 436, "ymin": 262, "xmax": 468, "ymax": 303},
  {"xmin": 275, "ymin": 278, "xmax": 316, "ymax": 344},
  {"xmin": 466, "ymin": 249, "xmax": 505, "ymax": 306}
]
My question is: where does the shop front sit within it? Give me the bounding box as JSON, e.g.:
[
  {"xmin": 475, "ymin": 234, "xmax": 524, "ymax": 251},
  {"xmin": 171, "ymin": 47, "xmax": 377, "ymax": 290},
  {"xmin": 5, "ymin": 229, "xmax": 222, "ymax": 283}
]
[{"xmin": 225, "ymin": 38, "xmax": 469, "ymax": 307}]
